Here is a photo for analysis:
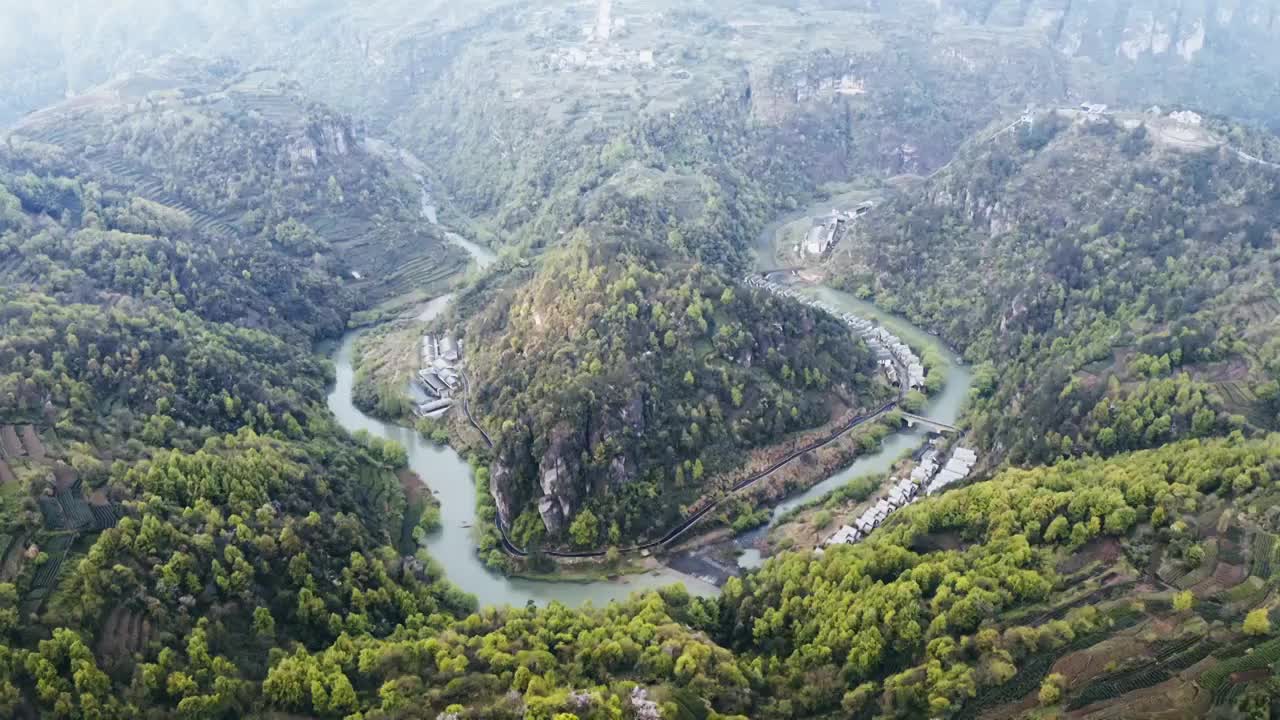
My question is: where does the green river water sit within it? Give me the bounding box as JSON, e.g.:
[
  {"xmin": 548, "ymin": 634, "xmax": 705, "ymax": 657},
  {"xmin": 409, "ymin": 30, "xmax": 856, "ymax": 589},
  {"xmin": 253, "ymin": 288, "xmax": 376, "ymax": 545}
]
[{"xmin": 326, "ymin": 206, "xmax": 972, "ymax": 606}]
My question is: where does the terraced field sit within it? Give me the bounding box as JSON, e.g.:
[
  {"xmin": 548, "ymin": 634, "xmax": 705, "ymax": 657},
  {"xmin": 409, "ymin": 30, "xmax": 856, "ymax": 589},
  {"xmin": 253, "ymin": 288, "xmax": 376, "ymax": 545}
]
[
  {"xmin": 1216, "ymin": 380, "xmax": 1262, "ymax": 417},
  {"xmin": 80, "ymin": 148, "xmax": 240, "ymax": 238},
  {"xmin": 57, "ymin": 486, "xmax": 95, "ymax": 531},
  {"xmin": 1221, "ymin": 576, "xmax": 1267, "ymax": 608},
  {"xmin": 1234, "ymin": 297, "xmax": 1280, "ymax": 327},
  {"xmin": 1198, "ymin": 637, "xmax": 1280, "ymax": 692},
  {"xmin": 19, "ymin": 425, "xmax": 45, "ymax": 459},
  {"xmin": 11, "ymin": 119, "xmax": 245, "ymax": 241},
  {"xmin": 314, "ymin": 217, "xmax": 469, "ymax": 305},
  {"xmin": 37, "ymin": 496, "xmax": 65, "ymax": 530},
  {"xmin": 22, "ymin": 532, "xmax": 77, "ymax": 616},
  {"xmin": 232, "ymin": 91, "xmax": 306, "ymax": 125},
  {"xmin": 89, "ymin": 503, "xmax": 120, "ymax": 530},
  {"xmin": 1212, "ymin": 680, "xmax": 1249, "ymax": 710},
  {"xmin": 955, "ymin": 611, "xmax": 1144, "ymax": 720},
  {"xmin": 1066, "ymin": 637, "xmax": 1216, "ymax": 711},
  {"xmin": 1029, "ymin": 576, "xmax": 1137, "ymax": 626},
  {"xmin": 17, "ymin": 107, "xmax": 469, "ymax": 310},
  {"xmin": 383, "ymin": 246, "xmax": 467, "ymax": 296},
  {"xmin": 1250, "ymin": 530, "xmax": 1276, "ymax": 579},
  {"xmin": 0, "ymin": 531, "xmax": 24, "ymax": 582},
  {"xmin": 96, "ymin": 605, "xmax": 153, "ymax": 665},
  {"xmin": 0, "ymin": 425, "xmax": 23, "ymax": 458},
  {"xmin": 16, "ymin": 120, "xmax": 80, "ymax": 148}
]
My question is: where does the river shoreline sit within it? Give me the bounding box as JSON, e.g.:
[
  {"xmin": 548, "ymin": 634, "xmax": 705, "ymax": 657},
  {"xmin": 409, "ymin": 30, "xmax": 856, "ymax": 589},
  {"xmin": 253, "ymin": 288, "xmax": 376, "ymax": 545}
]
[{"xmin": 325, "ymin": 198, "xmax": 973, "ymax": 606}]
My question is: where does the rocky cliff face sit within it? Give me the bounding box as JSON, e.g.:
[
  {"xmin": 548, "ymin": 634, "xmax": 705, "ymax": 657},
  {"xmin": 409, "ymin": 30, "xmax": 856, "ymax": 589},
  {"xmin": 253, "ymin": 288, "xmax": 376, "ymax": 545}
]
[
  {"xmin": 536, "ymin": 423, "xmax": 582, "ymax": 535},
  {"xmin": 6, "ymin": 1, "xmax": 1280, "ymax": 129},
  {"xmin": 925, "ymin": 0, "xmax": 1279, "ymax": 58},
  {"xmin": 745, "ymin": 41, "xmax": 1065, "ymax": 176},
  {"xmin": 489, "ymin": 390, "xmax": 647, "ymax": 537}
]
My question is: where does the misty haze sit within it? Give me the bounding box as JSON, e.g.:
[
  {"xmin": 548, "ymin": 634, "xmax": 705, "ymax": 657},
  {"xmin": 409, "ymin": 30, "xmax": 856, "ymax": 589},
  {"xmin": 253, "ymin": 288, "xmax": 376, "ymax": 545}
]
[{"xmin": 0, "ymin": 1, "xmax": 1279, "ymax": 718}]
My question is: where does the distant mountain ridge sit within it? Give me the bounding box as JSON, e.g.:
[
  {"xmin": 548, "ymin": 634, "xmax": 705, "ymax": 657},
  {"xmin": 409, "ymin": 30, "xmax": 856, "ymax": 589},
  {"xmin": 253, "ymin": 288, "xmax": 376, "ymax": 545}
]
[
  {"xmin": 4, "ymin": 56, "xmax": 468, "ymax": 311},
  {"xmin": 2, "ymin": 1, "xmax": 1279, "ymax": 127},
  {"xmin": 832, "ymin": 106, "xmax": 1280, "ymax": 463}
]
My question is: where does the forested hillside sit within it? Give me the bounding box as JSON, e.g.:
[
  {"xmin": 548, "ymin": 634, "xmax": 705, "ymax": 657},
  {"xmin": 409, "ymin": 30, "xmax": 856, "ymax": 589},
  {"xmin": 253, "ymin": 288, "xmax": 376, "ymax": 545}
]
[
  {"xmin": 5, "ymin": 3, "xmax": 1280, "ymax": 719},
  {"xmin": 469, "ymin": 237, "xmax": 887, "ymax": 548},
  {"xmin": 0, "ymin": 60, "xmax": 483, "ymax": 719},
  {"xmin": 836, "ymin": 109, "xmax": 1280, "ymax": 464},
  {"xmin": 7, "ymin": 56, "xmax": 467, "ymax": 312},
  {"xmin": 719, "ymin": 434, "xmax": 1280, "ymax": 718},
  {"xmin": 392, "ymin": 5, "xmax": 1068, "ymax": 265},
  {"xmin": 24, "ymin": 426, "xmax": 1265, "ymax": 719}
]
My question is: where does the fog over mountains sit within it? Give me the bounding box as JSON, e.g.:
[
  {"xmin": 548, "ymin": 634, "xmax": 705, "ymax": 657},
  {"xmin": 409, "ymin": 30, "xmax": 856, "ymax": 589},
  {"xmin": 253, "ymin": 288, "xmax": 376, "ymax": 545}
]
[{"xmin": 4, "ymin": 0, "xmax": 1280, "ymax": 129}]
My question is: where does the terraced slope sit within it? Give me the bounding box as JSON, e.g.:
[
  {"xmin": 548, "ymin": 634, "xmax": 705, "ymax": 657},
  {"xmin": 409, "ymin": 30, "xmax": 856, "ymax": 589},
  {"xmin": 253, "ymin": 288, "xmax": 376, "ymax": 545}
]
[{"xmin": 6, "ymin": 56, "xmax": 468, "ymax": 308}]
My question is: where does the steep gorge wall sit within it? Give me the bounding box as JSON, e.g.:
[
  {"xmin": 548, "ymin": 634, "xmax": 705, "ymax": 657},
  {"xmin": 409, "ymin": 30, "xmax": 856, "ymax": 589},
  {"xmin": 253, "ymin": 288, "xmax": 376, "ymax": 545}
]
[{"xmin": 934, "ymin": 0, "xmax": 1279, "ymax": 61}]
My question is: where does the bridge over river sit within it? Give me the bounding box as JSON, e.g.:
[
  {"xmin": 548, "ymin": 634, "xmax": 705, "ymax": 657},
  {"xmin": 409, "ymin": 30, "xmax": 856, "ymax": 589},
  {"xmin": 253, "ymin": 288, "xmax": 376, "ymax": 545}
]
[
  {"xmin": 899, "ymin": 412, "xmax": 960, "ymax": 434},
  {"xmin": 325, "ymin": 197, "xmax": 972, "ymax": 607}
]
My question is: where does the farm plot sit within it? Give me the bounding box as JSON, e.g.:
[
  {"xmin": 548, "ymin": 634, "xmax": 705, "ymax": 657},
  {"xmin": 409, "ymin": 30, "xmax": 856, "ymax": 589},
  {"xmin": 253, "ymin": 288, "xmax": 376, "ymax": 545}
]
[
  {"xmin": 1211, "ymin": 561, "xmax": 1247, "ymax": 589},
  {"xmin": 1197, "ymin": 637, "xmax": 1280, "ymax": 692},
  {"xmin": 381, "ymin": 248, "xmax": 467, "ymax": 298},
  {"xmin": 22, "ymin": 532, "xmax": 77, "ymax": 615},
  {"xmin": 19, "ymin": 425, "xmax": 45, "ymax": 460},
  {"xmin": 0, "ymin": 425, "xmax": 23, "ymax": 458},
  {"xmin": 1249, "ymin": 531, "xmax": 1276, "ymax": 579},
  {"xmin": 57, "ymin": 487, "xmax": 95, "ymax": 531},
  {"xmin": 0, "ymin": 531, "xmax": 25, "ymax": 582},
  {"xmin": 1212, "ymin": 680, "xmax": 1248, "ymax": 710},
  {"xmin": 1215, "ymin": 381, "xmax": 1257, "ymax": 408},
  {"xmin": 1220, "ymin": 525, "xmax": 1245, "ymax": 564},
  {"xmin": 96, "ymin": 605, "xmax": 153, "ymax": 665},
  {"xmin": 1234, "ymin": 297, "xmax": 1280, "ymax": 327},
  {"xmin": 1163, "ymin": 642, "xmax": 1215, "ymax": 672},
  {"xmin": 51, "ymin": 463, "xmax": 77, "ymax": 491},
  {"xmin": 1174, "ymin": 539, "xmax": 1219, "ymax": 590},
  {"xmin": 1067, "ymin": 638, "xmax": 1216, "ymax": 711},
  {"xmin": 90, "ymin": 504, "xmax": 119, "ymax": 530},
  {"xmin": 955, "ymin": 612, "xmax": 1142, "ymax": 719},
  {"xmin": 1067, "ymin": 665, "xmax": 1171, "ymax": 710},
  {"xmin": 1031, "ymin": 577, "xmax": 1137, "ymax": 626},
  {"xmin": 1220, "ymin": 577, "xmax": 1267, "ymax": 609},
  {"xmin": 37, "ymin": 496, "xmax": 66, "ymax": 530}
]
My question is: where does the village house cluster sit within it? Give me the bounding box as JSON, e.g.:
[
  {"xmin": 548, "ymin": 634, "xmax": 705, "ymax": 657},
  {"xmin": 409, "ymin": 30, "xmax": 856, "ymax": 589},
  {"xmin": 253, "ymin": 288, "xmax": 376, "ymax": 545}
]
[
  {"xmin": 743, "ymin": 274, "xmax": 926, "ymax": 391},
  {"xmin": 415, "ymin": 334, "xmax": 463, "ymax": 418},
  {"xmin": 824, "ymin": 443, "xmax": 979, "ymax": 548},
  {"xmin": 915, "ymin": 444, "xmax": 978, "ymax": 495},
  {"xmin": 800, "ymin": 202, "xmax": 873, "ymax": 257}
]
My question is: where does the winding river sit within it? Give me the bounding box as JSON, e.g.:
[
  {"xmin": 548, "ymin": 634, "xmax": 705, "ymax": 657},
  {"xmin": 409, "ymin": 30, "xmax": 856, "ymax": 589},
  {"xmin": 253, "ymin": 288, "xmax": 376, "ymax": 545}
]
[{"xmin": 326, "ymin": 205, "xmax": 972, "ymax": 607}]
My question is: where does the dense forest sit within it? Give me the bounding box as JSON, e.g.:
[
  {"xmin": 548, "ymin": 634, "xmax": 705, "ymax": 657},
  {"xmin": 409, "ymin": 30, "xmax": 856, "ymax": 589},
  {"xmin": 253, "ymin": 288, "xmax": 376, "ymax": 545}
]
[
  {"xmin": 836, "ymin": 110, "xmax": 1280, "ymax": 464},
  {"xmin": 7, "ymin": 57, "xmax": 467, "ymax": 312},
  {"xmin": 0, "ymin": 64, "xmax": 478, "ymax": 719},
  {"xmin": 5, "ymin": 4, "xmax": 1280, "ymax": 718},
  {"xmin": 468, "ymin": 237, "xmax": 887, "ymax": 548}
]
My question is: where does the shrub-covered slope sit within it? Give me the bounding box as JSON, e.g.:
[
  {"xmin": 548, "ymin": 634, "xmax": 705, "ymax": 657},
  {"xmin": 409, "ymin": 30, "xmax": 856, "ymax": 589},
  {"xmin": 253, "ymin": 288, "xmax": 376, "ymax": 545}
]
[
  {"xmin": 0, "ymin": 76, "xmax": 475, "ymax": 719},
  {"xmin": 836, "ymin": 110, "xmax": 1280, "ymax": 463},
  {"xmin": 469, "ymin": 237, "xmax": 888, "ymax": 547},
  {"xmin": 126, "ymin": 432, "xmax": 1280, "ymax": 720},
  {"xmin": 718, "ymin": 434, "xmax": 1280, "ymax": 718},
  {"xmin": 5, "ymin": 122, "xmax": 1280, "ymax": 717},
  {"xmin": 6, "ymin": 56, "xmax": 467, "ymax": 311}
]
